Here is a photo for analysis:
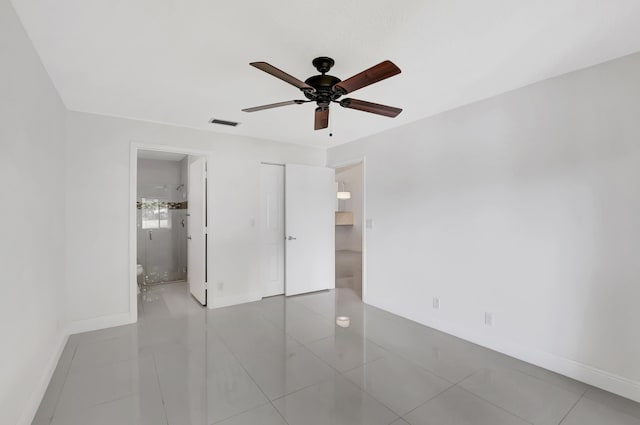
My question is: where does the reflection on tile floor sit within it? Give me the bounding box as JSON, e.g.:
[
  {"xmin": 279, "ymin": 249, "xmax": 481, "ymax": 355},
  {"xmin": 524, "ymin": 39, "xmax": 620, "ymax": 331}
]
[{"xmin": 33, "ymin": 281, "xmax": 640, "ymax": 425}]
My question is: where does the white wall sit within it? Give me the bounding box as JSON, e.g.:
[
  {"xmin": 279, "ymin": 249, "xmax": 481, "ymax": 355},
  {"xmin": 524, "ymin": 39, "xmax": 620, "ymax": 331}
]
[
  {"xmin": 0, "ymin": 0, "xmax": 67, "ymax": 423},
  {"xmin": 335, "ymin": 163, "xmax": 363, "ymax": 252},
  {"xmin": 65, "ymin": 111, "xmax": 326, "ymax": 324},
  {"xmin": 328, "ymin": 52, "xmax": 640, "ymax": 401},
  {"xmin": 137, "ymin": 157, "xmax": 183, "ymax": 188}
]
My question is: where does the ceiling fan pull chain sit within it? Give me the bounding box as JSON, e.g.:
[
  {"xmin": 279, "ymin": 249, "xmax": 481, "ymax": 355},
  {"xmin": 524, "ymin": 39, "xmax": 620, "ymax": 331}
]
[{"xmin": 329, "ymin": 113, "xmax": 333, "ymax": 137}]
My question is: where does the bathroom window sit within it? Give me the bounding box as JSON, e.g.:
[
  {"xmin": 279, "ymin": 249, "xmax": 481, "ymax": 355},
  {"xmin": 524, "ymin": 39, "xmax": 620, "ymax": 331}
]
[{"xmin": 141, "ymin": 198, "xmax": 171, "ymax": 229}]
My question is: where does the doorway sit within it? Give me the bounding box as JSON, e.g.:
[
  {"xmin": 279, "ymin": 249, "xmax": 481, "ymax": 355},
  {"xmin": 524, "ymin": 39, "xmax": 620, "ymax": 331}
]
[
  {"xmin": 137, "ymin": 152, "xmax": 189, "ymax": 287},
  {"xmin": 131, "ymin": 146, "xmax": 209, "ymax": 319},
  {"xmin": 334, "ymin": 161, "xmax": 364, "ymax": 299}
]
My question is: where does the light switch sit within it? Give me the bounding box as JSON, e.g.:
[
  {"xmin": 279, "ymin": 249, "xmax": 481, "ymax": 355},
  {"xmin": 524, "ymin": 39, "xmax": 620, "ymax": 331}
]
[{"xmin": 366, "ymin": 218, "xmax": 373, "ymax": 229}]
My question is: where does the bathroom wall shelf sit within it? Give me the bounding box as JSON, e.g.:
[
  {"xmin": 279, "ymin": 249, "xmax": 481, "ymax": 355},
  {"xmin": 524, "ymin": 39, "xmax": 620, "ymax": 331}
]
[{"xmin": 335, "ymin": 211, "xmax": 354, "ymax": 226}]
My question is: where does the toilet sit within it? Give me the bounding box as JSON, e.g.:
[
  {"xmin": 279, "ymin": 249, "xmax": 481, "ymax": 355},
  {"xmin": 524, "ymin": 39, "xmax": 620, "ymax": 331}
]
[{"xmin": 137, "ymin": 264, "xmax": 144, "ymax": 293}]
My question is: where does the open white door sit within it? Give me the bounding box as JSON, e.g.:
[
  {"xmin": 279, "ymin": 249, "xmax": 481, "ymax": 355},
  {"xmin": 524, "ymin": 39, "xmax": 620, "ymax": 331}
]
[
  {"xmin": 285, "ymin": 164, "xmax": 335, "ymax": 296},
  {"xmin": 260, "ymin": 164, "xmax": 285, "ymax": 297},
  {"xmin": 188, "ymin": 157, "xmax": 207, "ymax": 305}
]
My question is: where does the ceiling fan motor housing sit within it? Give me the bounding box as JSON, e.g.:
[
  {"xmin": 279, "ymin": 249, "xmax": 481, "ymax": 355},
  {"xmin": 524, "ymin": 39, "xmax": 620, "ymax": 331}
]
[
  {"xmin": 304, "ymin": 57, "xmax": 343, "ymax": 108},
  {"xmin": 304, "ymin": 75, "xmax": 342, "ymax": 107}
]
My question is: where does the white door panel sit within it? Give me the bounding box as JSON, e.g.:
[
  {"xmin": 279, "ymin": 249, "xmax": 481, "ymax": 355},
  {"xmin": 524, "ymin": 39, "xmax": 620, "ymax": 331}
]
[
  {"xmin": 188, "ymin": 157, "xmax": 207, "ymax": 305},
  {"xmin": 260, "ymin": 164, "xmax": 285, "ymax": 297},
  {"xmin": 285, "ymin": 164, "xmax": 335, "ymax": 296}
]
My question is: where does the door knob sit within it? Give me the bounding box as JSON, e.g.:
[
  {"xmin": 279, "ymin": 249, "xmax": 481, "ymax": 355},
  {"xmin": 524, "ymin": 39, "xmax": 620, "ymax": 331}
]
[
  {"xmin": 187, "ymin": 235, "xmax": 192, "ymax": 240},
  {"xmin": 287, "ymin": 236, "xmax": 297, "ymax": 240}
]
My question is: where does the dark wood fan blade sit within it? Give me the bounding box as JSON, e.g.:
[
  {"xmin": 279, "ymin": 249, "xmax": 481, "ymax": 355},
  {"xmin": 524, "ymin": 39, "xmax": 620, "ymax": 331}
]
[
  {"xmin": 314, "ymin": 107, "xmax": 329, "ymax": 130},
  {"xmin": 242, "ymin": 100, "xmax": 308, "ymax": 112},
  {"xmin": 250, "ymin": 62, "xmax": 315, "ymax": 92},
  {"xmin": 339, "ymin": 98, "xmax": 402, "ymax": 117},
  {"xmin": 334, "ymin": 60, "xmax": 401, "ymax": 94}
]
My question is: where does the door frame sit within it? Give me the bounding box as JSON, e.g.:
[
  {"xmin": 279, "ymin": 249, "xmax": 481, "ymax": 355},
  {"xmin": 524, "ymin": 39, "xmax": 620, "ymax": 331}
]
[
  {"xmin": 329, "ymin": 157, "xmax": 367, "ymax": 301},
  {"xmin": 129, "ymin": 142, "xmax": 211, "ymax": 320}
]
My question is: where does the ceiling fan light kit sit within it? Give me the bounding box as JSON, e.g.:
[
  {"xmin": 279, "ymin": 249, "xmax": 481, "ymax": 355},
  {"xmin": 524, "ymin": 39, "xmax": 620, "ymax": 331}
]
[{"xmin": 243, "ymin": 56, "xmax": 402, "ymax": 131}]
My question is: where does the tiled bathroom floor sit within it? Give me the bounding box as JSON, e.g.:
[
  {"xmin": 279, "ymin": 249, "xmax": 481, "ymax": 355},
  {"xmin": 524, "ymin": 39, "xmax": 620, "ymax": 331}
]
[{"xmin": 32, "ymin": 281, "xmax": 640, "ymax": 425}]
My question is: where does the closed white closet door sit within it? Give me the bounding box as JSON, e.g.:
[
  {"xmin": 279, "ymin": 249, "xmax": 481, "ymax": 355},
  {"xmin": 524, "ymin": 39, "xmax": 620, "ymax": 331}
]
[
  {"xmin": 285, "ymin": 164, "xmax": 335, "ymax": 296},
  {"xmin": 260, "ymin": 164, "xmax": 285, "ymax": 297},
  {"xmin": 188, "ymin": 157, "xmax": 207, "ymax": 305}
]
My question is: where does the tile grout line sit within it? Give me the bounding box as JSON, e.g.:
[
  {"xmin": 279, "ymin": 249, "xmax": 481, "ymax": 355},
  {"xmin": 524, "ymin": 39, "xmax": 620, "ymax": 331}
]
[
  {"xmin": 499, "ymin": 362, "xmax": 590, "ymax": 396},
  {"xmin": 357, "ymin": 336, "xmax": 462, "ymax": 384},
  {"xmin": 450, "ymin": 368, "xmax": 537, "ymax": 424},
  {"xmin": 450, "ymin": 384, "xmax": 535, "ymax": 425},
  {"xmin": 208, "ymin": 325, "xmax": 294, "ymax": 425},
  {"xmin": 64, "ymin": 350, "xmax": 156, "ymax": 375},
  {"xmin": 46, "ymin": 389, "xmax": 137, "ymax": 421},
  {"xmin": 453, "ymin": 367, "xmax": 590, "ymax": 425},
  {"xmin": 269, "ymin": 378, "xmax": 335, "ymax": 404},
  {"xmin": 255, "ymin": 303, "xmax": 337, "ymax": 345},
  {"xmin": 396, "ymin": 382, "xmax": 457, "ymax": 422},
  {"xmin": 333, "ymin": 354, "xmax": 451, "ymax": 420},
  {"xmin": 289, "ymin": 323, "xmax": 395, "ymax": 381},
  {"xmin": 150, "ymin": 353, "xmax": 170, "ymax": 425},
  {"xmin": 392, "ymin": 366, "xmax": 527, "ymax": 424},
  {"xmin": 48, "ymin": 355, "xmax": 167, "ymax": 421},
  {"xmin": 209, "ymin": 402, "xmax": 274, "ymax": 425},
  {"xmin": 334, "ymin": 350, "xmax": 389, "ymax": 375},
  {"xmin": 557, "ymin": 391, "xmax": 588, "ymax": 425},
  {"xmin": 260, "ymin": 341, "xmax": 340, "ymax": 404},
  {"xmin": 337, "ymin": 354, "xmax": 387, "ymax": 376}
]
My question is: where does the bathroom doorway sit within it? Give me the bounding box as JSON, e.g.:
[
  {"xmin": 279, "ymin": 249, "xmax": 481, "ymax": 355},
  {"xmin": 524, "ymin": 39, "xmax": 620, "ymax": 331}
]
[
  {"xmin": 131, "ymin": 147, "xmax": 209, "ymax": 315},
  {"xmin": 137, "ymin": 151, "xmax": 190, "ymax": 286},
  {"xmin": 334, "ymin": 161, "xmax": 364, "ymax": 299}
]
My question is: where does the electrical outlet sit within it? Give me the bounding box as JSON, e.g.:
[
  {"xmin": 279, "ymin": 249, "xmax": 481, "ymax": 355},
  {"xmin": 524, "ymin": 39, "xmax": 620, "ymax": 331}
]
[
  {"xmin": 432, "ymin": 297, "xmax": 440, "ymax": 310},
  {"xmin": 484, "ymin": 312, "xmax": 493, "ymax": 326}
]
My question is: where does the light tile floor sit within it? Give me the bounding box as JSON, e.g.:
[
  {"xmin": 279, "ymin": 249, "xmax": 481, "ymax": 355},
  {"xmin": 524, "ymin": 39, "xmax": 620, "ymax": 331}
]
[{"xmin": 33, "ymin": 281, "xmax": 640, "ymax": 425}]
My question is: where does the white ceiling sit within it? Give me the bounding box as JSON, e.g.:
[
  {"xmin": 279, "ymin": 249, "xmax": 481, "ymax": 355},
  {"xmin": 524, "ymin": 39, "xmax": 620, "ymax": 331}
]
[{"xmin": 11, "ymin": 0, "xmax": 640, "ymax": 147}]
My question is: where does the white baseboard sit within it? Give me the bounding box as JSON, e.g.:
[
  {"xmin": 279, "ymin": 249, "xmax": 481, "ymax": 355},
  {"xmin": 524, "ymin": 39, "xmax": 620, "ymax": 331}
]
[
  {"xmin": 65, "ymin": 312, "xmax": 135, "ymax": 335},
  {"xmin": 369, "ymin": 299, "xmax": 640, "ymax": 403},
  {"xmin": 208, "ymin": 292, "xmax": 262, "ymax": 309},
  {"xmin": 18, "ymin": 331, "xmax": 68, "ymax": 425}
]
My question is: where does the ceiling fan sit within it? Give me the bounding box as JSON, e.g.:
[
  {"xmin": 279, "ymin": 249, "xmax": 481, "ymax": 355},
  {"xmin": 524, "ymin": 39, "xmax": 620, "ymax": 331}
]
[{"xmin": 242, "ymin": 57, "xmax": 402, "ymax": 130}]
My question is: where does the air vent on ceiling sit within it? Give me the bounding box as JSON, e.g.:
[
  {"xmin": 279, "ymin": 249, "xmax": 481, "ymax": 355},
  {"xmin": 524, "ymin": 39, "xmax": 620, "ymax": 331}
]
[{"xmin": 209, "ymin": 118, "xmax": 239, "ymax": 127}]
